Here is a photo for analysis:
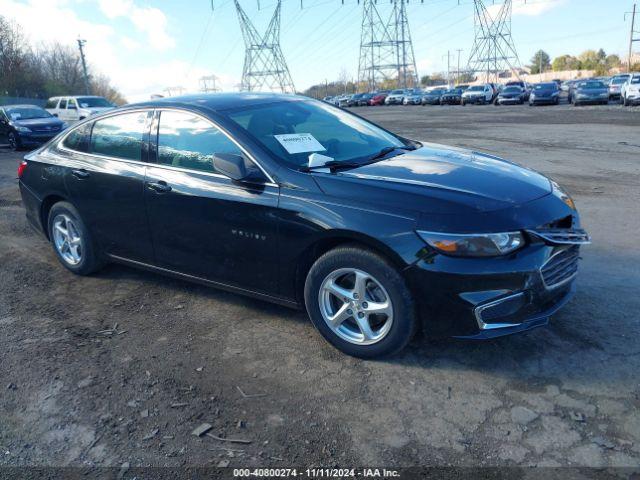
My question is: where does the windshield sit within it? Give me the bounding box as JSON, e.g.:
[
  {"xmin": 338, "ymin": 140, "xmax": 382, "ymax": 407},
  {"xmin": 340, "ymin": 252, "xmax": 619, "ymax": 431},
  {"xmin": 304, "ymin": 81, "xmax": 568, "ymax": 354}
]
[
  {"xmin": 631, "ymin": 77, "xmax": 640, "ymax": 84},
  {"xmin": 5, "ymin": 106, "xmax": 52, "ymax": 120},
  {"xmin": 579, "ymin": 81, "xmax": 606, "ymax": 89},
  {"xmin": 534, "ymin": 83, "xmax": 556, "ymax": 90},
  {"xmin": 611, "ymin": 77, "xmax": 628, "ymax": 85},
  {"xmin": 428, "ymin": 89, "xmax": 445, "ymax": 95},
  {"xmin": 390, "ymin": 90, "xmax": 404, "ymax": 95},
  {"xmin": 446, "ymin": 89, "xmax": 462, "ymax": 94},
  {"xmin": 467, "ymin": 86, "xmax": 484, "ymax": 91},
  {"xmin": 226, "ymin": 100, "xmax": 406, "ymax": 169},
  {"xmin": 502, "ymin": 87, "xmax": 521, "ymax": 93},
  {"xmin": 76, "ymin": 97, "xmax": 112, "ymax": 108}
]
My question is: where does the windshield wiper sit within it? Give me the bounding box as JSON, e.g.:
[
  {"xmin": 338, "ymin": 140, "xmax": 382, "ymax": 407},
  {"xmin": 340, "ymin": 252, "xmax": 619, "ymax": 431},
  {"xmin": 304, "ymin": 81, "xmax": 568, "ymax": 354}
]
[
  {"xmin": 300, "ymin": 160, "xmax": 363, "ymax": 172},
  {"xmin": 365, "ymin": 144, "xmax": 416, "ymax": 163}
]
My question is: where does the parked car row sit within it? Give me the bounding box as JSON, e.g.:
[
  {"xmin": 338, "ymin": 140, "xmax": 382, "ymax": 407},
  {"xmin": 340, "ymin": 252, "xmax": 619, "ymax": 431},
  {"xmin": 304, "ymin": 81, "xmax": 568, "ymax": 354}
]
[
  {"xmin": 324, "ymin": 74, "xmax": 640, "ymax": 109},
  {"xmin": 1, "ymin": 95, "xmax": 116, "ymax": 150}
]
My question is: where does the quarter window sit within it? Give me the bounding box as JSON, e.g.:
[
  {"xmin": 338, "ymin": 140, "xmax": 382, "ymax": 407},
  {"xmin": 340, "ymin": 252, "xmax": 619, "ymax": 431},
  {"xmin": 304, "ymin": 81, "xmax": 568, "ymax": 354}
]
[
  {"xmin": 90, "ymin": 112, "xmax": 147, "ymax": 161},
  {"xmin": 62, "ymin": 123, "xmax": 92, "ymax": 153},
  {"xmin": 157, "ymin": 110, "xmax": 241, "ymax": 173}
]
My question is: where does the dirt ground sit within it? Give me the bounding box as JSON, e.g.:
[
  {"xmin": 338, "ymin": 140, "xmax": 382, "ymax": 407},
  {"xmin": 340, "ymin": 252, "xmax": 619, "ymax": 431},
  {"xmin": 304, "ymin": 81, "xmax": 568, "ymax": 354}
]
[{"xmin": 1, "ymin": 102, "xmax": 639, "ymax": 474}]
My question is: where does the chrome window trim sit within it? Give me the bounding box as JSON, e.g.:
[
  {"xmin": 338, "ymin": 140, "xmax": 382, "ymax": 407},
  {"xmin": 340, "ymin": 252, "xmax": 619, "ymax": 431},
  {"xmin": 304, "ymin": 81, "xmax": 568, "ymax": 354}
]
[{"xmin": 55, "ymin": 106, "xmax": 278, "ymax": 186}]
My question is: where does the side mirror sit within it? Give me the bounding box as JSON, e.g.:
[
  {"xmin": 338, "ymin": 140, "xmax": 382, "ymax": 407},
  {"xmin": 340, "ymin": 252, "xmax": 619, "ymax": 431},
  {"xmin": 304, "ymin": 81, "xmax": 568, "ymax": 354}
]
[{"xmin": 213, "ymin": 153, "xmax": 248, "ymax": 181}]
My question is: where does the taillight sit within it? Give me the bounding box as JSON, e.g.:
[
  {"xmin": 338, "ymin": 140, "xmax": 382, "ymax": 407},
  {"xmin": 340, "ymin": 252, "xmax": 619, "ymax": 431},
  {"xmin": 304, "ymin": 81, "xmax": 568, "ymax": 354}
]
[{"xmin": 17, "ymin": 161, "xmax": 27, "ymax": 179}]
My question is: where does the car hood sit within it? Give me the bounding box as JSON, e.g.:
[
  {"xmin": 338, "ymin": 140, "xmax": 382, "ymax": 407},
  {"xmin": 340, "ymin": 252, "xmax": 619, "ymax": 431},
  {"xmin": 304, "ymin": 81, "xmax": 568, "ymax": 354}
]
[
  {"xmin": 79, "ymin": 106, "xmax": 115, "ymax": 113},
  {"xmin": 12, "ymin": 117, "xmax": 65, "ymax": 128},
  {"xmin": 312, "ymin": 142, "xmax": 552, "ymax": 215}
]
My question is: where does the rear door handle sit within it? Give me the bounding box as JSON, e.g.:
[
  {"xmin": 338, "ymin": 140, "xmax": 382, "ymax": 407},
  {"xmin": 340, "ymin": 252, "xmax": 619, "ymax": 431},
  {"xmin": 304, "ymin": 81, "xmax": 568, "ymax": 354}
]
[
  {"xmin": 71, "ymin": 169, "xmax": 90, "ymax": 179},
  {"xmin": 147, "ymin": 180, "xmax": 172, "ymax": 193}
]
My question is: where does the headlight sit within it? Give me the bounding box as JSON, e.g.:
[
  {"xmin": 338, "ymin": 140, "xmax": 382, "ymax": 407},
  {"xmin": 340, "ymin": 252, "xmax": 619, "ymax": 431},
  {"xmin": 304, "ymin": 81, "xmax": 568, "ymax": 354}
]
[
  {"xmin": 15, "ymin": 126, "xmax": 32, "ymax": 133},
  {"xmin": 551, "ymin": 181, "xmax": 576, "ymax": 210},
  {"xmin": 417, "ymin": 230, "xmax": 524, "ymax": 257}
]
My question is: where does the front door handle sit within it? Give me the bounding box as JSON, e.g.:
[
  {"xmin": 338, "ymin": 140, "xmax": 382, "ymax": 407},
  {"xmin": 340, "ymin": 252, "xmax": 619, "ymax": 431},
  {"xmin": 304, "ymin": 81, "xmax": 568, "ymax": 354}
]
[
  {"xmin": 71, "ymin": 168, "xmax": 90, "ymax": 179},
  {"xmin": 147, "ymin": 180, "xmax": 172, "ymax": 193}
]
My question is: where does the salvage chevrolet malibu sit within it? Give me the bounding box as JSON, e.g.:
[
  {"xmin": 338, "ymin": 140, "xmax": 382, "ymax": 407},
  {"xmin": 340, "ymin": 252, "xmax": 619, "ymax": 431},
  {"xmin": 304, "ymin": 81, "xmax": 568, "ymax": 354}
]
[{"xmin": 18, "ymin": 93, "xmax": 590, "ymax": 358}]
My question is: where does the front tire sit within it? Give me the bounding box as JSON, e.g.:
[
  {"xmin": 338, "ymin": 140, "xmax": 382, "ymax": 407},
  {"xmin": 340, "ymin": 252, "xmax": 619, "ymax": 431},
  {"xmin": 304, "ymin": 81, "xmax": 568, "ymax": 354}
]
[
  {"xmin": 304, "ymin": 245, "xmax": 416, "ymax": 358},
  {"xmin": 7, "ymin": 132, "xmax": 20, "ymax": 151},
  {"xmin": 47, "ymin": 201, "xmax": 103, "ymax": 275}
]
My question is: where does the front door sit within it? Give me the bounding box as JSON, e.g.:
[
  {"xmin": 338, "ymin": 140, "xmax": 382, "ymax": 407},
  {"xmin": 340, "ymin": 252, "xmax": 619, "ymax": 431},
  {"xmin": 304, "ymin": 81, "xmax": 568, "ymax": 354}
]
[
  {"xmin": 144, "ymin": 109, "xmax": 280, "ymax": 295},
  {"xmin": 0, "ymin": 109, "xmax": 9, "ymax": 145},
  {"xmin": 62, "ymin": 110, "xmax": 155, "ymax": 263}
]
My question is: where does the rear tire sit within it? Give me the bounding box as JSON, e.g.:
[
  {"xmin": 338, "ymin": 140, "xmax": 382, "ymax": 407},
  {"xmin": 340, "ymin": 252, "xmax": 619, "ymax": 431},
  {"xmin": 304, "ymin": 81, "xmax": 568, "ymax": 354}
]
[
  {"xmin": 47, "ymin": 201, "xmax": 103, "ymax": 276},
  {"xmin": 304, "ymin": 245, "xmax": 417, "ymax": 358}
]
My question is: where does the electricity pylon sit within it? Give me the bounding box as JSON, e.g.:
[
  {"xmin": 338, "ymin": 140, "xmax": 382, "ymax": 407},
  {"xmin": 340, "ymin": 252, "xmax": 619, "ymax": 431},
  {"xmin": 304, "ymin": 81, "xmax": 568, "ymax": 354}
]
[
  {"xmin": 466, "ymin": 0, "xmax": 522, "ymax": 83},
  {"xmin": 200, "ymin": 75, "xmax": 221, "ymax": 92},
  {"xmin": 357, "ymin": 0, "xmax": 418, "ymax": 91},
  {"xmin": 234, "ymin": 0, "xmax": 296, "ymax": 93}
]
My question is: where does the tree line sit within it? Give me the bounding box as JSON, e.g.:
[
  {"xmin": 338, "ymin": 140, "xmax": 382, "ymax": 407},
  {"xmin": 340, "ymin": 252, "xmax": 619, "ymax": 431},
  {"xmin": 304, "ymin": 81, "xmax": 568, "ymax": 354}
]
[
  {"xmin": 0, "ymin": 15, "xmax": 126, "ymax": 104},
  {"xmin": 528, "ymin": 48, "xmax": 638, "ymax": 75}
]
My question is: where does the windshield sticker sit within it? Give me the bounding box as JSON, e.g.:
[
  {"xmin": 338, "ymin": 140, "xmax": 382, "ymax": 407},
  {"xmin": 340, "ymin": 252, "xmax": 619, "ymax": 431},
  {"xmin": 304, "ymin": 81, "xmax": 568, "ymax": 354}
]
[
  {"xmin": 274, "ymin": 133, "xmax": 326, "ymax": 155},
  {"xmin": 9, "ymin": 113, "xmax": 21, "ymax": 120}
]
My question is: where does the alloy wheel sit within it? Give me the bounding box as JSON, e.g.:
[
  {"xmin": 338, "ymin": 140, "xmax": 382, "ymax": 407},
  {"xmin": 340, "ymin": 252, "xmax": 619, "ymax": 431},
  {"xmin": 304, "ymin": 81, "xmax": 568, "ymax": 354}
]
[
  {"xmin": 318, "ymin": 268, "xmax": 393, "ymax": 345},
  {"xmin": 52, "ymin": 214, "xmax": 83, "ymax": 265},
  {"xmin": 8, "ymin": 133, "xmax": 17, "ymax": 150}
]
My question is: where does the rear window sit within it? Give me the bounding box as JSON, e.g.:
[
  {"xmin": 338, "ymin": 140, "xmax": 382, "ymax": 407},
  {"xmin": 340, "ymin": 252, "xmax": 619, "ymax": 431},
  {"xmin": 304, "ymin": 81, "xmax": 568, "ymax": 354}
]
[
  {"xmin": 90, "ymin": 112, "xmax": 147, "ymax": 161},
  {"xmin": 62, "ymin": 123, "xmax": 92, "ymax": 153},
  {"xmin": 45, "ymin": 99, "xmax": 59, "ymax": 109}
]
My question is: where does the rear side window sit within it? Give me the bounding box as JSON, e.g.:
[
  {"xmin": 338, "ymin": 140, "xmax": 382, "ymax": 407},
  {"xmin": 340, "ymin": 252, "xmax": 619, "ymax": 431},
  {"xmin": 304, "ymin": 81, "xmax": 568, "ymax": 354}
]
[
  {"xmin": 59, "ymin": 99, "xmax": 67, "ymax": 109},
  {"xmin": 45, "ymin": 99, "xmax": 58, "ymax": 109},
  {"xmin": 62, "ymin": 123, "xmax": 92, "ymax": 153},
  {"xmin": 90, "ymin": 112, "xmax": 147, "ymax": 161},
  {"xmin": 157, "ymin": 110, "xmax": 241, "ymax": 173}
]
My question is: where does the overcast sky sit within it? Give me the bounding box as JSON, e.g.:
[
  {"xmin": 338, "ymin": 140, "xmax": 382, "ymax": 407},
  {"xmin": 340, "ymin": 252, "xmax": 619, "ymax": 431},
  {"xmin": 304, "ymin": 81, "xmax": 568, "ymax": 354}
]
[{"xmin": 0, "ymin": 0, "xmax": 633, "ymax": 101}]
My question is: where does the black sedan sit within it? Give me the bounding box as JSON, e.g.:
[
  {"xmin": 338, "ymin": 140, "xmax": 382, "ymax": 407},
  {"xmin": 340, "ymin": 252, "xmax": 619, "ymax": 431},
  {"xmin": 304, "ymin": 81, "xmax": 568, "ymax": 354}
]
[
  {"xmin": 422, "ymin": 88, "xmax": 446, "ymax": 105},
  {"xmin": 529, "ymin": 82, "xmax": 560, "ymax": 106},
  {"xmin": 495, "ymin": 86, "xmax": 525, "ymax": 105},
  {"xmin": 18, "ymin": 93, "xmax": 589, "ymax": 358},
  {"xmin": 440, "ymin": 88, "xmax": 463, "ymax": 105},
  {"xmin": 571, "ymin": 80, "xmax": 610, "ymax": 106},
  {"xmin": 0, "ymin": 104, "xmax": 67, "ymax": 150}
]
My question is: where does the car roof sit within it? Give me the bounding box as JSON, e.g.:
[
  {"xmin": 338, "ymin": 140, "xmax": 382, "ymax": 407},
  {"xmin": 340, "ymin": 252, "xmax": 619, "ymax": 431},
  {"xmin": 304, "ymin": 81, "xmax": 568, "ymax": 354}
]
[{"xmin": 127, "ymin": 92, "xmax": 306, "ymax": 113}]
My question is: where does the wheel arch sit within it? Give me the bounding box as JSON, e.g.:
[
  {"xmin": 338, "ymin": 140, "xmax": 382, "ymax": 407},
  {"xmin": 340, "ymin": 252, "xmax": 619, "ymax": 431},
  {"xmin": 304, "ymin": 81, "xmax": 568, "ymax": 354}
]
[
  {"xmin": 40, "ymin": 194, "xmax": 69, "ymax": 240},
  {"xmin": 293, "ymin": 230, "xmax": 409, "ymax": 307}
]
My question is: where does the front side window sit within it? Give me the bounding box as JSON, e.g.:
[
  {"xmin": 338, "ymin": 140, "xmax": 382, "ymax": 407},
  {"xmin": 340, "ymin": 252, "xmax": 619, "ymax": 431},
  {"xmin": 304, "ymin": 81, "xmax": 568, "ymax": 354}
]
[
  {"xmin": 157, "ymin": 110, "xmax": 241, "ymax": 173},
  {"xmin": 90, "ymin": 112, "xmax": 147, "ymax": 161},
  {"xmin": 62, "ymin": 123, "xmax": 92, "ymax": 153},
  {"xmin": 68, "ymin": 99, "xmax": 78, "ymax": 109},
  {"xmin": 226, "ymin": 99, "xmax": 405, "ymax": 169}
]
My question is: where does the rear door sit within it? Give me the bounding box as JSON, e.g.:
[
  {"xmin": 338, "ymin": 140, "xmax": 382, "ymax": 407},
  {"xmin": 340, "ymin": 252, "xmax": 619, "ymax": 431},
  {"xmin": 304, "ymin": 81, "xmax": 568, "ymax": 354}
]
[
  {"xmin": 60, "ymin": 110, "xmax": 155, "ymax": 263},
  {"xmin": 144, "ymin": 109, "xmax": 280, "ymax": 295}
]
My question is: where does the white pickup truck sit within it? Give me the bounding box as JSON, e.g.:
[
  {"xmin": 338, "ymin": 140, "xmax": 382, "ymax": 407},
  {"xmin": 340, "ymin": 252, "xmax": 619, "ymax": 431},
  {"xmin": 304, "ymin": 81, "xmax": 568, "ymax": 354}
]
[{"xmin": 45, "ymin": 96, "xmax": 116, "ymax": 122}]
